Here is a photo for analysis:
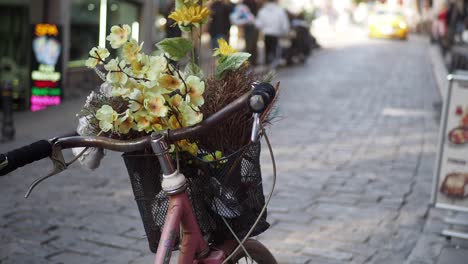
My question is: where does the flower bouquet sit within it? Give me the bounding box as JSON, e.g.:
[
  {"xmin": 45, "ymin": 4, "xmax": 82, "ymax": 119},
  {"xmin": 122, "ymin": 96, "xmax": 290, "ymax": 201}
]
[{"xmin": 77, "ymin": 0, "xmax": 274, "ymax": 252}]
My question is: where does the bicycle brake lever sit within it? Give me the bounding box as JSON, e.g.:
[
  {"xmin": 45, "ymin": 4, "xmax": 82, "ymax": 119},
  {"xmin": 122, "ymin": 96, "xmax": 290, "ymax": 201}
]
[
  {"xmin": 251, "ymin": 113, "xmax": 261, "ymax": 143},
  {"xmin": 24, "ymin": 143, "xmax": 68, "ymax": 198}
]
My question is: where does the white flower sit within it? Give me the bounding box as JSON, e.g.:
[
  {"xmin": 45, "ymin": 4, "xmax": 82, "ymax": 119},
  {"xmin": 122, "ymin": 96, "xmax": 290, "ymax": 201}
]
[
  {"xmin": 183, "ymin": 75, "xmax": 205, "ymax": 107},
  {"xmin": 147, "ymin": 55, "xmax": 167, "ymax": 81},
  {"xmin": 85, "ymin": 47, "xmax": 110, "ymax": 68},
  {"xmin": 95, "ymin": 105, "xmax": 118, "ymax": 132},
  {"xmin": 159, "ymin": 74, "xmax": 182, "ymax": 92},
  {"xmin": 130, "ymin": 53, "xmax": 151, "ymax": 77},
  {"xmin": 181, "ymin": 104, "xmax": 203, "ymax": 127},
  {"xmin": 144, "ymin": 94, "xmax": 168, "ymax": 117},
  {"xmin": 168, "ymin": 94, "xmax": 184, "ymax": 109},
  {"xmin": 106, "ymin": 24, "xmax": 131, "ymax": 49},
  {"xmin": 122, "ymin": 39, "xmax": 143, "ymax": 62},
  {"xmin": 115, "ymin": 109, "xmax": 134, "ymax": 134},
  {"xmin": 126, "ymin": 89, "xmax": 144, "ymax": 112},
  {"xmin": 104, "ymin": 59, "xmax": 128, "ymax": 85},
  {"xmin": 111, "ymin": 87, "xmax": 131, "ymax": 97}
]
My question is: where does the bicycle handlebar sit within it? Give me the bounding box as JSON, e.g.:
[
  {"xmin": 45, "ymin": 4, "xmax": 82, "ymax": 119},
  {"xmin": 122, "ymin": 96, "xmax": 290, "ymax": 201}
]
[
  {"xmin": 0, "ymin": 140, "xmax": 53, "ymax": 176},
  {"xmin": 0, "ymin": 82, "xmax": 276, "ymax": 176}
]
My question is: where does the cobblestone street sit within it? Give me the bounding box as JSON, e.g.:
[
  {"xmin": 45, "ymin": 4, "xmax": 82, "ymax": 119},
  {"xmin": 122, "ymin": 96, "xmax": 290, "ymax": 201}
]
[{"xmin": 0, "ymin": 30, "xmax": 449, "ymax": 264}]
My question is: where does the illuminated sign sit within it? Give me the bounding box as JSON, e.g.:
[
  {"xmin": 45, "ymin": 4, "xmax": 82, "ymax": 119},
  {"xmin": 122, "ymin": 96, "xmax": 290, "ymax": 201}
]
[
  {"xmin": 30, "ymin": 24, "xmax": 62, "ymax": 112},
  {"xmin": 34, "ymin": 23, "xmax": 59, "ymax": 37}
]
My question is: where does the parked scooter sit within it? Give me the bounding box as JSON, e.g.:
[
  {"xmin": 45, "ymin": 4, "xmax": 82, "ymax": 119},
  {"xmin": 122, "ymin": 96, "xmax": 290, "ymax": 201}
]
[{"xmin": 281, "ymin": 13, "xmax": 319, "ymax": 65}]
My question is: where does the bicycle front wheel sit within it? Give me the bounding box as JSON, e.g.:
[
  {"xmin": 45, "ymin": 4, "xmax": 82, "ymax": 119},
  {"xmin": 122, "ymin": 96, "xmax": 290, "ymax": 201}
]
[{"xmin": 229, "ymin": 239, "xmax": 278, "ymax": 264}]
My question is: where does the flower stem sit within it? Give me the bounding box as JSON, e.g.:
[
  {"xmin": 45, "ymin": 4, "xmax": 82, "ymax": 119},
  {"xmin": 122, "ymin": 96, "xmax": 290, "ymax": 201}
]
[
  {"xmin": 191, "ymin": 30, "xmax": 197, "ymax": 65},
  {"xmin": 198, "ymin": 30, "xmax": 202, "ymax": 66}
]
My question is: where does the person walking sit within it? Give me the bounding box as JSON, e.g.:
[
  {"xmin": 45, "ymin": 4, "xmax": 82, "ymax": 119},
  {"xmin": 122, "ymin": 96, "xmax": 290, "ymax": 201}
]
[
  {"xmin": 255, "ymin": 0, "xmax": 290, "ymax": 65},
  {"xmin": 208, "ymin": 0, "xmax": 235, "ymax": 49},
  {"xmin": 243, "ymin": 0, "xmax": 260, "ymax": 65}
]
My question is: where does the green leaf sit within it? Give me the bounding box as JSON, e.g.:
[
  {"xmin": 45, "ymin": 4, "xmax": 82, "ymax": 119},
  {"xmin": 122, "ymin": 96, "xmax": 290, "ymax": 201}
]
[
  {"xmin": 215, "ymin": 52, "xmax": 251, "ymax": 79},
  {"xmin": 156, "ymin": 37, "xmax": 193, "ymax": 61},
  {"xmin": 184, "ymin": 62, "xmax": 204, "ymax": 79}
]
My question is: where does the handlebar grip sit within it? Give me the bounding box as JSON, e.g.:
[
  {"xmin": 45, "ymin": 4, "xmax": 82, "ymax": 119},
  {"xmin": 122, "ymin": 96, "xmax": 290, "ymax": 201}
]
[
  {"xmin": 249, "ymin": 82, "xmax": 276, "ymax": 113},
  {"xmin": 0, "ymin": 140, "xmax": 52, "ymax": 176}
]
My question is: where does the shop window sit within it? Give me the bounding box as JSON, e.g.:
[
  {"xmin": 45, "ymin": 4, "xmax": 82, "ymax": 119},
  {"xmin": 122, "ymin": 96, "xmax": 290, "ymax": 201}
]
[
  {"xmin": 70, "ymin": 0, "xmax": 140, "ymax": 65},
  {"xmin": 0, "ymin": 4, "xmax": 30, "ymax": 110},
  {"xmin": 70, "ymin": 0, "xmax": 100, "ymax": 62},
  {"xmin": 107, "ymin": 0, "xmax": 140, "ymax": 41}
]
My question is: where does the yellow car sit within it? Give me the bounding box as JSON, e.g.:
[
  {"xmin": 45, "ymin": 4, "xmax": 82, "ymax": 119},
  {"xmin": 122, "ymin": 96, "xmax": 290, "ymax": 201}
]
[{"xmin": 368, "ymin": 9, "xmax": 409, "ymax": 40}]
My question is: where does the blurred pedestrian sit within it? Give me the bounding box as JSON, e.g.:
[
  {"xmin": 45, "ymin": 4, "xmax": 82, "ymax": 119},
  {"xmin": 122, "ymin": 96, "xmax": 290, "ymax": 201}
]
[
  {"xmin": 255, "ymin": 0, "xmax": 289, "ymax": 65},
  {"xmin": 325, "ymin": 2, "xmax": 338, "ymax": 31},
  {"xmin": 230, "ymin": 0, "xmax": 259, "ymax": 65},
  {"xmin": 209, "ymin": 0, "xmax": 235, "ymax": 49},
  {"xmin": 162, "ymin": 0, "xmax": 182, "ymax": 38},
  {"xmin": 432, "ymin": 3, "xmax": 448, "ymax": 49}
]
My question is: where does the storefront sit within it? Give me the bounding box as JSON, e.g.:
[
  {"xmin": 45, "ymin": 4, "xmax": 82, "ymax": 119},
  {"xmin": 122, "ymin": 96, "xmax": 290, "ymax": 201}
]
[
  {"xmin": 0, "ymin": 0, "xmax": 158, "ymax": 111},
  {"xmin": 0, "ymin": 0, "xmax": 31, "ymax": 110}
]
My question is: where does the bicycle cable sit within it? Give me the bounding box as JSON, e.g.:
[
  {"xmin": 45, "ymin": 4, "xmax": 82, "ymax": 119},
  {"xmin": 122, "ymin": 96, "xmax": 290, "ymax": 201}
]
[
  {"xmin": 220, "ymin": 216, "xmax": 253, "ymax": 261},
  {"xmin": 221, "ymin": 128, "xmax": 277, "ymax": 263}
]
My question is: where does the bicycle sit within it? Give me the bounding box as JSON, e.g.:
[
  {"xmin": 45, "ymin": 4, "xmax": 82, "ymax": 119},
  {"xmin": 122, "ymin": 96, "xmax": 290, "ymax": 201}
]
[{"xmin": 0, "ymin": 83, "xmax": 278, "ymax": 264}]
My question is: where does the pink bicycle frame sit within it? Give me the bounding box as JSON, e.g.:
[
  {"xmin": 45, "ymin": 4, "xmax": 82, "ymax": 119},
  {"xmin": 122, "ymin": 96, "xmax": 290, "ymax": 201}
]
[
  {"xmin": 151, "ymin": 134, "xmax": 237, "ymax": 264},
  {"xmin": 154, "ymin": 190, "xmax": 237, "ymax": 264}
]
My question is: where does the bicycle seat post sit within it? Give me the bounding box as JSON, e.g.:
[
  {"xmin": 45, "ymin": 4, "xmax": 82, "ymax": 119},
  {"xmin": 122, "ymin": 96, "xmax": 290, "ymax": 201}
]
[{"xmin": 150, "ymin": 133, "xmax": 187, "ymax": 195}]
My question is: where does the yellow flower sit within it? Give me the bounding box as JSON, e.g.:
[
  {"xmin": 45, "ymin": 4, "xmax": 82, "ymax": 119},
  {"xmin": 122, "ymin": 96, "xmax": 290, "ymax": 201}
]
[
  {"xmin": 96, "ymin": 105, "xmax": 118, "ymax": 132},
  {"xmin": 122, "ymin": 39, "xmax": 143, "ymax": 62},
  {"xmin": 159, "ymin": 74, "xmax": 182, "ymax": 91},
  {"xmin": 104, "ymin": 59, "xmax": 128, "ymax": 85},
  {"xmin": 183, "ymin": 75, "xmax": 205, "ymax": 107},
  {"xmin": 168, "ymin": 94, "xmax": 184, "ymax": 109},
  {"xmin": 202, "ymin": 151, "xmax": 224, "ymax": 162},
  {"xmin": 134, "ymin": 111, "xmax": 152, "ymax": 132},
  {"xmin": 169, "ymin": 5, "xmax": 211, "ymax": 28},
  {"xmin": 213, "ymin": 38, "xmax": 237, "ymax": 57},
  {"xmin": 85, "ymin": 47, "xmax": 110, "ymax": 68},
  {"xmin": 144, "ymin": 94, "xmax": 168, "ymax": 117},
  {"xmin": 115, "ymin": 109, "xmax": 134, "ymax": 134},
  {"xmin": 149, "ymin": 116, "xmax": 168, "ymax": 132},
  {"xmin": 168, "ymin": 114, "xmax": 182, "ymax": 130},
  {"xmin": 177, "ymin": 140, "xmax": 198, "ymax": 156},
  {"xmin": 106, "ymin": 24, "xmax": 131, "ymax": 49}
]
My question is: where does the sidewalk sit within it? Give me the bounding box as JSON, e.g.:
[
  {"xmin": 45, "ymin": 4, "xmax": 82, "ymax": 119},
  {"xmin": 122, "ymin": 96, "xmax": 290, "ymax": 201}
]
[{"xmin": 404, "ymin": 39, "xmax": 468, "ymax": 264}]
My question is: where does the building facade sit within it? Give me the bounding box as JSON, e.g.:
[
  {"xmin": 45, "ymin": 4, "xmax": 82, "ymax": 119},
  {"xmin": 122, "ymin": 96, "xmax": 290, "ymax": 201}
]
[{"xmin": 0, "ymin": 0, "xmax": 159, "ymax": 111}]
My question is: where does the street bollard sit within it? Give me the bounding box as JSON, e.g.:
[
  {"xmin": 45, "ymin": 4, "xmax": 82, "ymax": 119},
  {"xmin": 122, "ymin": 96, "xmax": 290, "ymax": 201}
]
[{"xmin": 1, "ymin": 80, "xmax": 15, "ymax": 141}]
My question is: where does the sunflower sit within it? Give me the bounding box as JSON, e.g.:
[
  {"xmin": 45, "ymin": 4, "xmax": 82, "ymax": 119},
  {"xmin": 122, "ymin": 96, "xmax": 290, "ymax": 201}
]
[
  {"xmin": 169, "ymin": 5, "xmax": 211, "ymax": 28},
  {"xmin": 213, "ymin": 38, "xmax": 237, "ymax": 57}
]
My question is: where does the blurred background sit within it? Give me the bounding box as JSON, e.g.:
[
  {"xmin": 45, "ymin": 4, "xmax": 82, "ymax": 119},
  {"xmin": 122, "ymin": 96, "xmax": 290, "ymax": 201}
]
[{"xmin": 0, "ymin": 0, "xmax": 458, "ymax": 113}]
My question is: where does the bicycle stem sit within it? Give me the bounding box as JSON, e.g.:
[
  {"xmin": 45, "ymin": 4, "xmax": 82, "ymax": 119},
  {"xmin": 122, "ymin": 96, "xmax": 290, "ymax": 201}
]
[
  {"xmin": 150, "ymin": 133, "xmax": 187, "ymax": 195},
  {"xmin": 251, "ymin": 113, "xmax": 261, "ymax": 143}
]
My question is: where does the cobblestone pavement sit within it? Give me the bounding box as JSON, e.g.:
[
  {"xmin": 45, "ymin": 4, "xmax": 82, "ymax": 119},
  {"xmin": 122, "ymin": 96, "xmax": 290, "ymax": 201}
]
[{"xmin": 0, "ymin": 30, "xmax": 450, "ymax": 264}]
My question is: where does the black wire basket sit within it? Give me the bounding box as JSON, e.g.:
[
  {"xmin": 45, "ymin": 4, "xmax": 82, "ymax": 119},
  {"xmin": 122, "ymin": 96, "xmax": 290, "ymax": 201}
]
[{"xmin": 122, "ymin": 141, "xmax": 270, "ymax": 253}]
